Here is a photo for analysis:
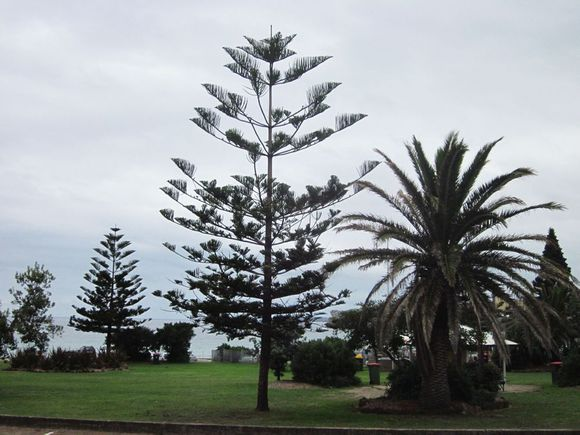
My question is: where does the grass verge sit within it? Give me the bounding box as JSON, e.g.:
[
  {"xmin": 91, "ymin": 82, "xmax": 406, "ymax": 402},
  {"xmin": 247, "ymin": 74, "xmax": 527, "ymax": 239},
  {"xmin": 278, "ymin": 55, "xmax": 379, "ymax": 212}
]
[{"xmin": 0, "ymin": 363, "xmax": 578, "ymax": 429}]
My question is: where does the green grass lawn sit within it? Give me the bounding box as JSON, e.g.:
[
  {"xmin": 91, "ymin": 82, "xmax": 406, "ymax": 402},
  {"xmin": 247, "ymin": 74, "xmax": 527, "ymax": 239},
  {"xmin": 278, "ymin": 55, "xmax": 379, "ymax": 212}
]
[{"xmin": 0, "ymin": 363, "xmax": 578, "ymax": 429}]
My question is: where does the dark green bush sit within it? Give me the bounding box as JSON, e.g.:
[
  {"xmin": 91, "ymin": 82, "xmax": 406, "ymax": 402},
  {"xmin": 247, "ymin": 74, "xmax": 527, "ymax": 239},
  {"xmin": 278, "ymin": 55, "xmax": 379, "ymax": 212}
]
[
  {"xmin": 386, "ymin": 360, "xmax": 421, "ymax": 400},
  {"xmin": 98, "ymin": 349, "xmax": 125, "ymax": 369},
  {"xmin": 113, "ymin": 326, "xmax": 155, "ymax": 362},
  {"xmin": 448, "ymin": 363, "xmax": 473, "ymax": 402},
  {"xmin": 10, "ymin": 347, "xmax": 125, "ymax": 371},
  {"xmin": 156, "ymin": 322, "xmax": 194, "ymax": 363},
  {"xmin": 558, "ymin": 347, "xmax": 580, "ymax": 387},
  {"xmin": 386, "ymin": 360, "xmax": 501, "ymax": 406},
  {"xmin": 9, "ymin": 348, "xmax": 41, "ymax": 370},
  {"xmin": 466, "ymin": 361, "xmax": 502, "ymax": 393},
  {"xmin": 270, "ymin": 344, "xmax": 292, "ymax": 381},
  {"xmin": 471, "ymin": 388, "xmax": 498, "ymax": 408},
  {"xmin": 291, "ymin": 337, "xmax": 360, "ymax": 387},
  {"xmin": 42, "ymin": 347, "xmax": 99, "ymax": 371}
]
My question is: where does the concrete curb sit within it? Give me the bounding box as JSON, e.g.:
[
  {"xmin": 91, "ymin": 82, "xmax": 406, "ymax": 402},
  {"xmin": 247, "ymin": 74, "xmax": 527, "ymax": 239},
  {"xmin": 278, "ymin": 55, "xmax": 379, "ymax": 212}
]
[{"xmin": 0, "ymin": 415, "xmax": 577, "ymax": 434}]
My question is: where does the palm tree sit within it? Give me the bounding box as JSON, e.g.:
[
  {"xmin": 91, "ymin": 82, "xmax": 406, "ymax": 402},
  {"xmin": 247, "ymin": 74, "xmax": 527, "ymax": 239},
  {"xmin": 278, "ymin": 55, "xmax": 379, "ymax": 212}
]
[{"xmin": 331, "ymin": 132, "xmax": 572, "ymax": 410}]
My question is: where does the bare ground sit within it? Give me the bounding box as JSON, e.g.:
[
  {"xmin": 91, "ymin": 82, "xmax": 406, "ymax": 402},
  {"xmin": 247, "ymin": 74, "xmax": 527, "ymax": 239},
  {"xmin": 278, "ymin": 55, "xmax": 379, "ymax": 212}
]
[{"xmin": 503, "ymin": 383, "xmax": 540, "ymax": 393}]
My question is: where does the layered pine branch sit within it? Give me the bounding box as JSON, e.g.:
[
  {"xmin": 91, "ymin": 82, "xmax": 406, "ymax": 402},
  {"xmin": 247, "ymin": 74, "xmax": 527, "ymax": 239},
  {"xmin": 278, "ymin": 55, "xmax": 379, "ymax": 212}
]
[{"xmin": 156, "ymin": 32, "xmax": 377, "ymax": 340}]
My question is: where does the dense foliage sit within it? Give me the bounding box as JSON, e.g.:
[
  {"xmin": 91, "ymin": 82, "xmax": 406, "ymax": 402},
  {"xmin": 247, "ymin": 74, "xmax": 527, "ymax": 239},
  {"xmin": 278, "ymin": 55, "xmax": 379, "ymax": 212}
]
[
  {"xmin": 155, "ymin": 322, "xmax": 194, "ymax": 363},
  {"xmin": 531, "ymin": 228, "xmax": 579, "ymax": 354},
  {"xmin": 326, "ymin": 301, "xmax": 407, "ymax": 361},
  {"xmin": 156, "ymin": 31, "xmax": 375, "ymax": 410},
  {"xmin": 9, "ymin": 263, "xmax": 62, "ymax": 353},
  {"xmin": 112, "ymin": 326, "xmax": 156, "ymax": 362},
  {"xmin": 387, "ymin": 361, "xmax": 501, "ymax": 407},
  {"xmin": 331, "ymin": 133, "xmax": 570, "ymax": 410},
  {"xmin": 70, "ymin": 227, "xmax": 149, "ymax": 354},
  {"xmin": 505, "ymin": 229, "xmax": 579, "ymax": 367},
  {"xmin": 386, "ymin": 361, "xmax": 422, "ymax": 400},
  {"xmin": 10, "ymin": 347, "xmax": 125, "ymax": 371},
  {"xmin": 269, "ymin": 338, "xmax": 300, "ymax": 381},
  {"xmin": 0, "ymin": 303, "xmax": 15, "ymax": 357},
  {"xmin": 558, "ymin": 347, "xmax": 580, "ymax": 387},
  {"xmin": 291, "ymin": 337, "xmax": 360, "ymax": 387}
]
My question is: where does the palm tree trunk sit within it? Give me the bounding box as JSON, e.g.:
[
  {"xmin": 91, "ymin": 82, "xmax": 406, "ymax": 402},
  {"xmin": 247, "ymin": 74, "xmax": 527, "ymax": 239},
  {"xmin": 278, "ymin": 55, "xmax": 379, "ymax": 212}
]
[{"xmin": 419, "ymin": 303, "xmax": 451, "ymax": 410}]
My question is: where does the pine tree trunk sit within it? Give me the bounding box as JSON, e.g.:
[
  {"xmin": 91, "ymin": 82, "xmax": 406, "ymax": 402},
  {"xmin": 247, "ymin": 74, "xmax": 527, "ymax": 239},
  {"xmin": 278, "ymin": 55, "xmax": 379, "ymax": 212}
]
[
  {"xmin": 256, "ymin": 320, "xmax": 271, "ymax": 411},
  {"xmin": 256, "ymin": 61, "xmax": 275, "ymax": 412},
  {"xmin": 419, "ymin": 302, "xmax": 451, "ymax": 411},
  {"xmin": 106, "ymin": 326, "xmax": 112, "ymax": 356}
]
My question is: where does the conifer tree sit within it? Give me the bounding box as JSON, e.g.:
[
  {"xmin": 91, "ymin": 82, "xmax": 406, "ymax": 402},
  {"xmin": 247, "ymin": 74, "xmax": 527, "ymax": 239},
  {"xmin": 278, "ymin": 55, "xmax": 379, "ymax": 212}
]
[
  {"xmin": 155, "ymin": 31, "xmax": 376, "ymax": 411},
  {"xmin": 533, "ymin": 228, "xmax": 579, "ymax": 351},
  {"xmin": 70, "ymin": 227, "xmax": 149, "ymax": 354},
  {"xmin": 533, "ymin": 228, "xmax": 571, "ymax": 291}
]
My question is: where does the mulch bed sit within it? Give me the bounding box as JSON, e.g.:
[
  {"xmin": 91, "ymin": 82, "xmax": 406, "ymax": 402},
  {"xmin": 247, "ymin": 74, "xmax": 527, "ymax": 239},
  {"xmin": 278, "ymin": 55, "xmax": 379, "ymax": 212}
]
[{"xmin": 358, "ymin": 397, "xmax": 509, "ymax": 415}]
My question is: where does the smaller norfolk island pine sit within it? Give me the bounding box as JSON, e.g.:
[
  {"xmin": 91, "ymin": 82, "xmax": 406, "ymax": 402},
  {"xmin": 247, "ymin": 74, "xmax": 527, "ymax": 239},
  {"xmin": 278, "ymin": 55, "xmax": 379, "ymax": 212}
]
[
  {"xmin": 532, "ymin": 228, "xmax": 579, "ymax": 352},
  {"xmin": 70, "ymin": 227, "xmax": 149, "ymax": 354},
  {"xmin": 155, "ymin": 31, "xmax": 377, "ymax": 412}
]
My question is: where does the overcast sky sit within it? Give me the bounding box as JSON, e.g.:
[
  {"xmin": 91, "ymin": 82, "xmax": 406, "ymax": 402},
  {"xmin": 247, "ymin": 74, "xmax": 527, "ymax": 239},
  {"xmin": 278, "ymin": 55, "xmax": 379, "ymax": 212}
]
[{"xmin": 1, "ymin": 1, "xmax": 579, "ymax": 321}]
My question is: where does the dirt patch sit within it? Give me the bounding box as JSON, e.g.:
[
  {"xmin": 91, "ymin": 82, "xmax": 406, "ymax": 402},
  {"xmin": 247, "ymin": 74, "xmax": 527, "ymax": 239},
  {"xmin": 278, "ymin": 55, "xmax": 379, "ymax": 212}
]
[
  {"xmin": 345, "ymin": 385, "xmax": 387, "ymax": 399},
  {"xmin": 269, "ymin": 380, "xmax": 320, "ymax": 390},
  {"xmin": 504, "ymin": 383, "xmax": 540, "ymax": 393}
]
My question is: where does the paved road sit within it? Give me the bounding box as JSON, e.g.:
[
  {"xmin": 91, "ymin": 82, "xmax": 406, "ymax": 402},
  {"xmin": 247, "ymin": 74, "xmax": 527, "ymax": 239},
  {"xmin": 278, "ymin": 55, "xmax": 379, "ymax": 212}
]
[{"xmin": 0, "ymin": 427, "xmax": 145, "ymax": 435}]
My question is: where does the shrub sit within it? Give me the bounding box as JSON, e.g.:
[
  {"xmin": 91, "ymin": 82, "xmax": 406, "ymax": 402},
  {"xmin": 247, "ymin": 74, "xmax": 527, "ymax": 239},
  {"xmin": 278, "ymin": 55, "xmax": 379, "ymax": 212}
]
[
  {"xmin": 98, "ymin": 349, "xmax": 125, "ymax": 369},
  {"xmin": 270, "ymin": 343, "xmax": 293, "ymax": 381},
  {"xmin": 448, "ymin": 363, "xmax": 473, "ymax": 402},
  {"xmin": 9, "ymin": 347, "xmax": 125, "ymax": 371},
  {"xmin": 471, "ymin": 388, "xmax": 498, "ymax": 408},
  {"xmin": 386, "ymin": 360, "xmax": 421, "ymax": 400},
  {"xmin": 9, "ymin": 348, "xmax": 41, "ymax": 370},
  {"xmin": 291, "ymin": 338, "xmax": 360, "ymax": 387},
  {"xmin": 156, "ymin": 322, "xmax": 194, "ymax": 363},
  {"xmin": 558, "ymin": 347, "xmax": 580, "ymax": 387},
  {"xmin": 386, "ymin": 360, "xmax": 501, "ymax": 406},
  {"xmin": 43, "ymin": 347, "xmax": 99, "ymax": 371},
  {"xmin": 466, "ymin": 361, "xmax": 502, "ymax": 393},
  {"xmin": 112, "ymin": 327, "xmax": 155, "ymax": 362}
]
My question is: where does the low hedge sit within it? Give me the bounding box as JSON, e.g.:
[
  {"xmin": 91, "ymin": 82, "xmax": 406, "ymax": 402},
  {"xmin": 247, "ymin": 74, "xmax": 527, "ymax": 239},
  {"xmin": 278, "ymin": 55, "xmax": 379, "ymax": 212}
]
[{"xmin": 10, "ymin": 347, "xmax": 125, "ymax": 372}]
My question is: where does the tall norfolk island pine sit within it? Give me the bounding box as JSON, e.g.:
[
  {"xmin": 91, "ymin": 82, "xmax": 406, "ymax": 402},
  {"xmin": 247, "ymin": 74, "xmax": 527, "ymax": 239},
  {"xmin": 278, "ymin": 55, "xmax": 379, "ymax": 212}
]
[
  {"xmin": 70, "ymin": 227, "xmax": 149, "ymax": 354},
  {"xmin": 155, "ymin": 32, "xmax": 376, "ymax": 411}
]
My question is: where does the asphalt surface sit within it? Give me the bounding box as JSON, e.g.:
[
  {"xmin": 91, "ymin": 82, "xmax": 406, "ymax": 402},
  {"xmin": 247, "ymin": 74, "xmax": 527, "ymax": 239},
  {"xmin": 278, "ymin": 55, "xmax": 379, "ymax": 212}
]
[{"xmin": 0, "ymin": 427, "xmax": 145, "ymax": 434}]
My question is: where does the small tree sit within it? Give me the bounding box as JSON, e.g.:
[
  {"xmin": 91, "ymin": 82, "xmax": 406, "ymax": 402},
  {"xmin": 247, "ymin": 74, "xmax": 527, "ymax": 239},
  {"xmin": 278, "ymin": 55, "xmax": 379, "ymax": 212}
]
[
  {"xmin": 10, "ymin": 263, "xmax": 62, "ymax": 353},
  {"xmin": 70, "ymin": 227, "xmax": 149, "ymax": 354},
  {"xmin": 326, "ymin": 301, "xmax": 406, "ymax": 362},
  {"xmin": 0, "ymin": 303, "xmax": 15, "ymax": 357},
  {"xmin": 155, "ymin": 31, "xmax": 376, "ymax": 411},
  {"xmin": 155, "ymin": 322, "xmax": 194, "ymax": 363}
]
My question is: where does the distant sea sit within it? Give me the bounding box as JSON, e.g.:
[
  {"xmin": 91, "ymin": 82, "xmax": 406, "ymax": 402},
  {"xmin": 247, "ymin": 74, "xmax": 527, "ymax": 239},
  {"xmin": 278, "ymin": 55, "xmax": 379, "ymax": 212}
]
[{"xmin": 50, "ymin": 317, "xmax": 331, "ymax": 359}]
